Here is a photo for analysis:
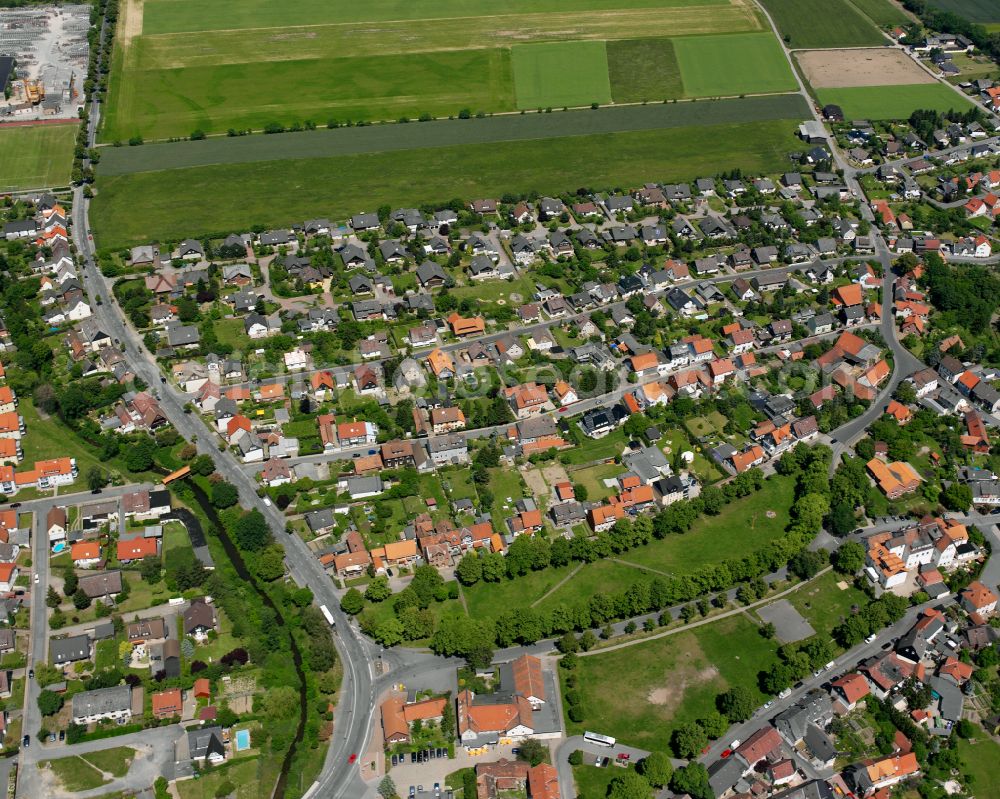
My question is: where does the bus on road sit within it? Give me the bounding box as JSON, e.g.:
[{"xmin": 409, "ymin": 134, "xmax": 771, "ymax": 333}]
[
  {"xmin": 319, "ymin": 605, "xmax": 336, "ymax": 627},
  {"xmin": 584, "ymin": 731, "xmax": 616, "ymax": 747}
]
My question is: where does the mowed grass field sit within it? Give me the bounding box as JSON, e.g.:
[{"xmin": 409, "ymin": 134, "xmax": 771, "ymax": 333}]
[
  {"xmin": 673, "ymin": 32, "xmax": 796, "ymax": 96},
  {"xmin": 846, "ymin": 0, "xmax": 911, "ymax": 26},
  {"xmin": 104, "ymin": 0, "xmax": 769, "ymax": 139},
  {"xmin": 817, "ymin": 83, "xmax": 974, "ymax": 119},
  {"xmin": 566, "ymin": 616, "xmax": 780, "ymax": 747},
  {"xmin": 607, "ymin": 39, "xmax": 684, "ymax": 103},
  {"xmin": 0, "ymin": 124, "xmax": 77, "ymax": 190},
  {"xmin": 756, "ymin": 0, "xmax": 887, "ymax": 47},
  {"xmin": 512, "ymin": 41, "xmax": 612, "ymax": 109},
  {"xmin": 928, "ymin": 0, "xmax": 1000, "ymax": 23},
  {"xmin": 92, "ymin": 114, "xmax": 804, "ymax": 248}
]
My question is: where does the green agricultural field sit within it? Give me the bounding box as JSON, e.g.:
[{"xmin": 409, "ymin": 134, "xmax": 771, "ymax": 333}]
[
  {"xmin": 92, "ymin": 108, "xmax": 806, "ymax": 249},
  {"xmin": 607, "ymin": 38, "xmax": 684, "ymax": 103},
  {"xmin": 673, "ymin": 33, "xmax": 797, "ymax": 97},
  {"xmin": 566, "ymin": 616, "xmax": 779, "ymax": 746},
  {"xmin": 512, "ymin": 41, "xmax": 611, "ymax": 110},
  {"xmin": 756, "ymin": 0, "xmax": 887, "ymax": 47},
  {"xmin": 847, "ymin": 0, "xmax": 910, "ymax": 26},
  {"xmin": 109, "ymin": 0, "xmax": 764, "ymax": 139},
  {"xmin": 928, "ymin": 0, "xmax": 1000, "ymax": 23},
  {"xmin": 817, "ymin": 83, "xmax": 974, "ymax": 120},
  {"xmin": 0, "ymin": 124, "xmax": 77, "ymax": 191}
]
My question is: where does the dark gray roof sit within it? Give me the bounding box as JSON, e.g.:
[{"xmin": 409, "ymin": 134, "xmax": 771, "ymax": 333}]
[
  {"xmin": 51, "ymin": 634, "xmax": 90, "ymax": 664},
  {"xmin": 72, "ymin": 685, "xmax": 131, "ymax": 717}
]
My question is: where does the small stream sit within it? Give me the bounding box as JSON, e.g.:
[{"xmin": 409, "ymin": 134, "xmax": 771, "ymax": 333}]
[{"xmin": 182, "ymin": 479, "xmax": 309, "ymax": 799}]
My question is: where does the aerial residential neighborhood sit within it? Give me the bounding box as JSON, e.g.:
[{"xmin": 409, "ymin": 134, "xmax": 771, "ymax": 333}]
[{"xmin": 3, "ymin": 0, "xmax": 1000, "ymax": 798}]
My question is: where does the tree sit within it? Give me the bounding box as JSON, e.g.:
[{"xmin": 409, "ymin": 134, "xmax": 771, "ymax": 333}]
[
  {"xmin": 670, "ymin": 763, "xmax": 712, "ymax": 799},
  {"xmin": 455, "ymin": 553, "xmax": 482, "ymax": 585},
  {"xmin": 671, "ymin": 722, "xmax": 708, "ymax": 759},
  {"xmin": 124, "ymin": 437, "xmax": 156, "ymax": 472},
  {"xmin": 378, "ymin": 776, "xmax": 397, "ymax": 799},
  {"xmin": 233, "ymin": 509, "xmax": 270, "ymax": 551},
  {"xmin": 37, "ymin": 689, "xmax": 64, "ymax": 716},
  {"xmin": 833, "ymin": 541, "xmax": 865, "ymax": 575},
  {"xmin": 940, "ymin": 482, "xmax": 972, "ymax": 512},
  {"xmin": 340, "ymin": 588, "xmax": 364, "ymax": 615},
  {"xmin": 73, "ymin": 587, "xmax": 91, "ymax": 610},
  {"xmin": 698, "ymin": 711, "xmax": 728, "ymax": 739},
  {"xmin": 718, "ymin": 686, "xmax": 755, "ymax": 723},
  {"xmin": 608, "ymin": 770, "xmax": 653, "ymax": 799},
  {"xmin": 788, "ymin": 549, "xmax": 826, "ymax": 580},
  {"xmin": 191, "ymin": 454, "xmax": 216, "ymax": 476},
  {"xmin": 515, "ymin": 738, "xmax": 547, "ymax": 767},
  {"xmin": 568, "ymin": 750, "xmax": 583, "ymax": 766},
  {"xmin": 256, "ymin": 547, "xmax": 285, "ymax": 581},
  {"xmin": 86, "ymin": 467, "xmax": 104, "ymax": 492},
  {"xmin": 638, "ymin": 751, "xmax": 673, "ymax": 788},
  {"xmin": 365, "ymin": 575, "xmax": 392, "ymax": 602},
  {"xmin": 45, "ymin": 586, "xmax": 61, "ymax": 608},
  {"xmin": 140, "ymin": 556, "xmax": 162, "ymax": 583},
  {"xmin": 828, "ymin": 501, "xmax": 856, "ymax": 536},
  {"xmin": 211, "ymin": 481, "xmax": 239, "ymax": 509}
]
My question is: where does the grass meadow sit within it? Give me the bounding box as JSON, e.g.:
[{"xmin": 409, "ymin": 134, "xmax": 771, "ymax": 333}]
[
  {"xmin": 756, "ymin": 0, "xmax": 887, "ymax": 47},
  {"xmin": 846, "ymin": 0, "xmax": 911, "ymax": 26},
  {"xmin": 926, "ymin": 0, "xmax": 1000, "ymax": 23},
  {"xmin": 512, "ymin": 41, "xmax": 612, "ymax": 109},
  {"xmin": 105, "ymin": 0, "xmax": 768, "ymax": 139},
  {"xmin": 92, "ymin": 115, "xmax": 804, "ymax": 248},
  {"xmin": 0, "ymin": 124, "xmax": 77, "ymax": 190},
  {"xmin": 607, "ymin": 39, "xmax": 684, "ymax": 103},
  {"xmin": 673, "ymin": 32, "xmax": 797, "ymax": 97},
  {"xmin": 817, "ymin": 83, "xmax": 975, "ymax": 119}
]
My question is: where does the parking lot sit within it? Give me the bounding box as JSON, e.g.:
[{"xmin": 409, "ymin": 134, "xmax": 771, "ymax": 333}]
[{"xmin": 389, "ymin": 741, "xmax": 530, "ymax": 799}]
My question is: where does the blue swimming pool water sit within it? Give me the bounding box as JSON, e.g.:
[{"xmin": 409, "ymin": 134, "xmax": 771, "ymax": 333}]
[
  {"xmin": 52, "ymin": 542, "xmax": 66, "ymax": 554},
  {"xmin": 235, "ymin": 729, "xmax": 251, "ymax": 751}
]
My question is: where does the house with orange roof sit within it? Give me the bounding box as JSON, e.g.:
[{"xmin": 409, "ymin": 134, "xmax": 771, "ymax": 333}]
[
  {"xmin": 854, "ymin": 753, "xmax": 920, "ymax": 796},
  {"xmin": 447, "ymin": 313, "xmax": 486, "ymax": 337},
  {"xmin": 508, "ymin": 508, "xmax": 543, "ymax": 536},
  {"xmin": 504, "ymin": 383, "xmax": 549, "ymax": 419},
  {"xmin": 0, "ymin": 412, "xmax": 23, "ymax": 440},
  {"xmin": 959, "ymin": 580, "xmax": 998, "ymax": 623},
  {"xmin": 708, "ymin": 358, "xmax": 735, "ymax": 385},
  {"xmin": 938, "ymin": 657, "xmax": 974, "ymax": 686},
  {"xmin": 333, "ymin": 549, "xmax": 371, "ymax": 577},
  {"xmin": 426, "ymin": 348, "xmax": 455, "ymax": 379},
  {"xmin": 859, "ymin": 360, "xmax": 890, "ymax": 389},
  {"xmin": 117, "ymin": 536, "xmax": 159, "ymax": 564},
  {"xmin": 961, "ymin": 411, "xmax": 990, "ymax": 453},
  {"xmin": 628, "ymin": 351, "xmax": 663, "ymax": 378},
  {"xmin": 152, "ymin": 688, "xmax": 183, "ymax": 720},
  {"xmin": 224, "ymin": 386, "xmax": 251, "ymax": 402},
  {"xmin": 731, "ymin": 445, "xmax": 765, "ymax": 474},
  {"xmin": 528, "ymin": 764, "xmax": 559, "ymax": 799},
  {"xmin": 0, "ymin": 438, "xmax": 22, "ymax": 466},
  {"xmin": 831, "ymin": 673, "xmax": 870, "ymax": 713},
  {"xmin": 552, "ymin": 381, "xmax": 578, "ymax": 406},
  {"xmin": 430, "ymin": 407, "xmax": 465, "ymax": 434},
  {"xmin": 956, "ymin": 370, "xmax": 980, "ymax": 396},
  {"xmin": 831, "ymin": 283, "xmax": 863, "ymax": 308},
  {"xmin": 0, "ymin": 387, "xmax": 16, "ymax": 416},
  {"xmin": 226, "ymin": 414, "xmax": 251, "ymax": 443},
  {"xmin": 554, "ymin": 482, "xmax": 575, "ymax": 502},
  {"xmin": 866, "ymin": 458, "xmax": 921, "ymax": 500},
  {"xmin": 257, "ymin": 383, "xmax": 284, "ymax": 402},
  {"xmin": 636, "ymin": 381, "xmax": 672, "ymax": 409},
  {"xmin": 587, "ymin": 503, "xmax": 624, "ymax": 532},
  {"xmin": 456, "ymin": 690, "xmax": 534, "ymax": 747},
  {"xmin": 0, "ymin": 563, "xmax": 16, "ymax": 593},
  {"xmin": 71, "ymin": 542, "xmax": 101, "ymax": 569},
  {"xmin": 337, "ymin": 420, "xmax": 377, "ymax": 446},
  {"xmin": 310, "ymin": 371, "xmax": 336, "ymax": 399},
  {"xmin": 370, "ymin": 540, "xmax": 419, "ymax": 572},
  {"xmin": 886, "ymin": 400, "xmax": 912, "ymax": 425},
  {"xmin": 866, "ymin": 537, "xmax": 907, "ymax": 589}
]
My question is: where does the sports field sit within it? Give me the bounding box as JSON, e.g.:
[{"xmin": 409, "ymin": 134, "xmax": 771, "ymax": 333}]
[
  {"xmin": 928, "ymin": 0, "xmax": 1000, "ymax": 23},
  {"xmin": 92, "ymin": 113, "xmax": 804, "ymax": 248},
  {"xmin": 0, "ymin": 124, "xmax": 77, "ymax": 190},
  {"xmin": 512, "ymin": 41, "xmax": 612, "ymax": 109},
  {"xmin": 757, "ymin": 0, "xmax": 887, "ymax": 48},
  {"xmin": 673, "ymin": 32, "xmax": 796, "ymax": 97},
  {"xmin": 104, "ymin": 0, "xmax": 774, "ymax": 140},
  {"xmin": 816, "ymin": 83, "xmax": 974, "ymax": 119}
]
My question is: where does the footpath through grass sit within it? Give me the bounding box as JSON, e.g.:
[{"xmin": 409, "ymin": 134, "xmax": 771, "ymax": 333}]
[
  {"xmin": 0, "ymin": 124, "xmax": 77, "ymax": 191},
  {"xmin": 93, "ymin": 113, "xmax": 805, "ymax": 249}
]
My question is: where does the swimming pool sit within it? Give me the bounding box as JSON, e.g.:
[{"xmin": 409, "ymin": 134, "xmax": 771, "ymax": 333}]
[
  {"xmin": 52, "ymin": 542, "xmax": 66, "ymax": 554},
  {"xmin": 235, "ymin": 729, "xmax": 251, "ymax": 751}
]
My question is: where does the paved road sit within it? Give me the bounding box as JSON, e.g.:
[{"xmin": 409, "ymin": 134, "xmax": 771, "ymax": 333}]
[{"xmin": 554, "ymin": 736, "xmax": 652, "ymax": 799}]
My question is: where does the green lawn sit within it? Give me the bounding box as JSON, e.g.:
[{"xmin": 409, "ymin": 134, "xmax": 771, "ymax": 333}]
[
  {"xmin": 955, "ymin": 724, "xmax": 1000, "ymax": 799},
  {"xmin": 562, "ymin": 429, "xmax": 628, "ymax": 466},
  {"xmin": 571, "ymin": 462, "xmax": 625, "ymax": 500},
  {"xmin": 607, "ymin": 38, "xmax": 683, "ymax": 103},
  {"xmin": 673, "ymin": 32, "xmax": 797, "ymax": 97},
  {"xmin": 92, "ymin": 107, "xmax": 805, "ymax": 249},
  {"xmin": 567, "ymin": 615, "xmax": 779, "ymax": 746},
  {"xmin": 81, "ymin": 747, "xmax": 135, "ymax": 778},
  {"xmin": 756, "ymin": 0, "xmax": 886, "ymax": 47},
  {"xmin": 511, "ymin": 41, "xmax": 611, "ymax": 110},
  {"xmin": 176, "ymin": 757, "xmax": 265, "ymax": 799},
  {"xmin": 213, "ymin": 318, "xmax": 251, "ymax": 351},
  {"xmin": 784, "ymin": 570, "xmax": 867, "ymax": 638},
  {"xmin": 846, "ymin": 0, "xmax": 910, "ymax": 25},
  {"xmin": 573, "ymin": 762, "xmax": 629, "ymax": 798},
  {"xmin": 816, "ymin": 83, "xmax": 974, "ymax": 120},
  {"xmin": 624, "ymin": 475, "xmax": 795, "ymax": 574},
  {"xmin": 461, "ymin": 563, "xmax": 578, "ymax": 619},
  {"xmin": 18, "ymin": 398, "xmax": 103, "ymax": 476},
  {"xmin": 40, "ymin": 756, "xmax": 110, "ymax": 792},
  {"xmin": 535, "ymin": 559, "xmax": 654, "ymax": 615},
  {"xmin": 0, "ymin": 124, "xmax": 78, "ymax": 191}
]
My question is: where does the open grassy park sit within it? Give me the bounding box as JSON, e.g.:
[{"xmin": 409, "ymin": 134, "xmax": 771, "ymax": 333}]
[
  {"xmin": 816, "ymin": 83, "xmax": 974, "ymax": 120},
  {"xmin": 104, "ymin": 0, "xmax": 772, "ymax": 140},
  {"xmin": 0, "ymin": 124, "xmax": 77, "ymax": 191},
  {"xmin": 40, "ymin": 748, "xmax": 135, "ymax": 792},
  {"xmin": 566, "ymin": 615, "xmax": 779, "ymax": 747}
]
